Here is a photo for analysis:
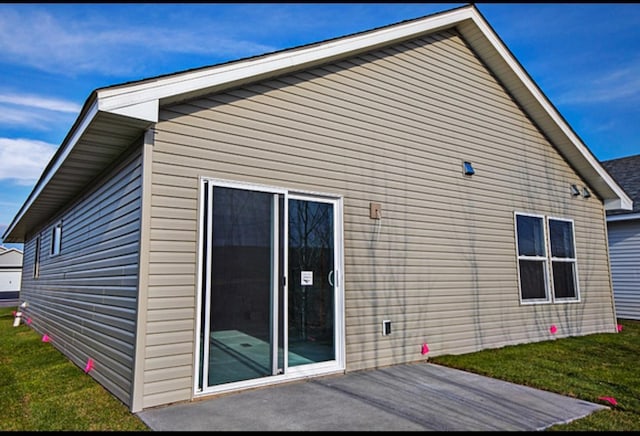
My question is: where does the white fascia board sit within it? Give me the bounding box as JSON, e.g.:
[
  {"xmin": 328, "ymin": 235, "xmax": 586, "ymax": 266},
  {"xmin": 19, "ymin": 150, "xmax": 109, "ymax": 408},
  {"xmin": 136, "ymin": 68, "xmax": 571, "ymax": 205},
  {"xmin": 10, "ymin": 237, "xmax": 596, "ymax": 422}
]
[
  {"xmin": 101, "ymin": 99, "xmax": 159, "ymax": 123},
  {"xmin": 604, "ymin": 198, "xmax": 634, "ymax": 212},
  {"xmin": 95, "ymin": 7, "xmax": 474, "ymax": 120},
  {"xmin": 611, "ymin": 195, "xmax": 634, "ymax": 212},
  {"xmin": 607, "ymin": 212, "xmax": 640, "ymax": 222},
  {"xmin": 3, "ymin": 101, "xmax": 99, "ymax": 238},
  {"xmin": 468, "ymin": 9, "xmax": 633, "ymax": 212}
]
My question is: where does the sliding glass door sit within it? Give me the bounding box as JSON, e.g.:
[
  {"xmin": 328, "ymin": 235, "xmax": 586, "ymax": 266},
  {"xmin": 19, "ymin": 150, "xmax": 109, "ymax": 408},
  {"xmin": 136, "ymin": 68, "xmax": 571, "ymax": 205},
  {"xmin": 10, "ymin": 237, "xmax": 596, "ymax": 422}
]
[{"xmin": 197, "ymin": 180, "xmax": 342, "ymax": 393}]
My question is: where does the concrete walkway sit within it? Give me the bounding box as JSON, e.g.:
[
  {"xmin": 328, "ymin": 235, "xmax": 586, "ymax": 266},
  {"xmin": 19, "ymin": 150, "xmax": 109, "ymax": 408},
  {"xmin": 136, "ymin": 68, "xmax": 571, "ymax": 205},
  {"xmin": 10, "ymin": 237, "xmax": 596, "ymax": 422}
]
[{"xmin": 137, "ymin": 362, "xmax": 607, "ymax": 431}]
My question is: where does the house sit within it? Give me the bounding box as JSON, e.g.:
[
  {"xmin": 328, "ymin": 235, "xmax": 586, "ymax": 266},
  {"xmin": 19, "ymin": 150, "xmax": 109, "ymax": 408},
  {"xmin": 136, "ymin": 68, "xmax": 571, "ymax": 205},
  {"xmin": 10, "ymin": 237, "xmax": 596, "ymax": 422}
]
[
  {"xmin": 2, "ymin": 4, "xmax": 632, "ymax": 413},
  {"xmin": 601, "ymin": 154, "xmax": 640, "ymax": 320},
  {"xmin": 0, "ymin": 246, "xmax": 23, "ymax": 300}
]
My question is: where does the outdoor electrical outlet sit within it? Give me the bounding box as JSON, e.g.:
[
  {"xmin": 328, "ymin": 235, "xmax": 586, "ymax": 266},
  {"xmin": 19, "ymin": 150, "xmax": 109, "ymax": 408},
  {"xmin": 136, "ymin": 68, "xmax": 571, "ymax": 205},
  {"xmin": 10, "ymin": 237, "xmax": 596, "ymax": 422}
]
[{"xmin": 370, "ymin": 202, "xmax": 381, "ymax": 219}]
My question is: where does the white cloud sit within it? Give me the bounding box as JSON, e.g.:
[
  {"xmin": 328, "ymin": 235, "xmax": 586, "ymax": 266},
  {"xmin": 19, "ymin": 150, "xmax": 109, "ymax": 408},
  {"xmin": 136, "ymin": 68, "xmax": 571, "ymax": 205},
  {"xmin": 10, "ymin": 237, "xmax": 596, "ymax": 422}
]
[
  {"xmin": 0, "ymin": 91, "xmax": 80, "ymax": 132},
  {"xmin": 0, "ymin": 94, "xmax": 81, "ymax": 113},
  {"xmin": 556, "ymin": 66, "xmax": 640, "ymax": 106},
  {"xmin": 0, "ymin": 104, "xmax": 74, "ymax": 131},
  {"xmin": 0, "ymin": 138, "xmax": 57, "ymax": 185},
  {"xmin": 0, "ymin": 105, "xmax": 51, "ymax": 126},
  {"xmin": 0, "ymin": 6, "xmax": 277, "ymax": 77}
]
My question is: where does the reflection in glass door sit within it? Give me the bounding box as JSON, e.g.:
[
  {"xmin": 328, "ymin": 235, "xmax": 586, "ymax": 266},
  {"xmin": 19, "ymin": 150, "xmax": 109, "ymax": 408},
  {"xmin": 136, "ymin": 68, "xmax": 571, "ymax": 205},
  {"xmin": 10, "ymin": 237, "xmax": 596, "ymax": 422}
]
[
  {"xmin": 200, "ymin": 184, "xmax": 284, "ymax": 387},
  {"xmin": 287, "ymin": 198, "xmax": 335, "ymax": 367}
]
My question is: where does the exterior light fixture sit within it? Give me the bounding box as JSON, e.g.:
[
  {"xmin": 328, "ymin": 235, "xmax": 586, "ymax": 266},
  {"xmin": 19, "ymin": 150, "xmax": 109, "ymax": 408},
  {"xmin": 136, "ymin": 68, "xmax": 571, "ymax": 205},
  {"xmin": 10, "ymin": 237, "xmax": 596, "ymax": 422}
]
[
  {"xmin": 570, "ymin": 184, "xmax": 580, "ymax": 196},
  {"xmin": 582, "ymin": 187, "xmax": 591, "ymax": 198},
  {"xmin": 463, "ymin": 161, "xmax": 475, "ymax": 176}
]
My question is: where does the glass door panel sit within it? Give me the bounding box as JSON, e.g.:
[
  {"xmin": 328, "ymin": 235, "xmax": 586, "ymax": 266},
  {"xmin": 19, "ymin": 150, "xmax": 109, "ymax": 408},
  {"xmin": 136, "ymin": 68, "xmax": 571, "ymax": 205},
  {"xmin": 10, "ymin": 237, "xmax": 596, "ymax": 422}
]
[
  {"xmin": 207, "ymin": 186, "xmax": 281, "ymax": 386},
  {"xmin": 287, "ymin": 198, "xmax": 335, "ymax": 366}
]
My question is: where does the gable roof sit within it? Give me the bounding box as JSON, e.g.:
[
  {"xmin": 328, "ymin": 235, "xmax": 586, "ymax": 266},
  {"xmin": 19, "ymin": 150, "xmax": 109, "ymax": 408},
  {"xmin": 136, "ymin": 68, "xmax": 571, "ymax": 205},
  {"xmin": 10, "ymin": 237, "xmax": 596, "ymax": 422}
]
[
  {"xmin": 0, "ymin": 247, "xmax": 23, "ymax": 267},
  {"xmin": 2, "ymin": 4, "xmax": 632, "ymax": 242},
  {"xmin": 601, "ymin": 154, "xmax": 640, "ymax": 220}
]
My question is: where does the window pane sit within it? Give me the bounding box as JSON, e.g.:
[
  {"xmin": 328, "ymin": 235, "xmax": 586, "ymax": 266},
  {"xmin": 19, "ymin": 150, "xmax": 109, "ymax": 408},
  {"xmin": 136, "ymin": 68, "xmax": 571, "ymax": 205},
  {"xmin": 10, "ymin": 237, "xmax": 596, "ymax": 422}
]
[
  {"xmin": 552, "ymin": 261, "xmax": 577, "ymax": 299},
  {"xmin": 519, "ymin": 260, "xmax": 547, "ymax": 300},
  {"xmin": 549, "ymin": 219, "xmax": 574, "ymax": 258},
  {"xmin": 516, "ymin": 215, "xmax": 545, "ymax": 257},
  {"xmin": 51, "ymin": 224, "xmax": 62, "ymax": 256},
  {"xmin": 209, "ymin": 186, "xmax": 275, "ymax": 385}
]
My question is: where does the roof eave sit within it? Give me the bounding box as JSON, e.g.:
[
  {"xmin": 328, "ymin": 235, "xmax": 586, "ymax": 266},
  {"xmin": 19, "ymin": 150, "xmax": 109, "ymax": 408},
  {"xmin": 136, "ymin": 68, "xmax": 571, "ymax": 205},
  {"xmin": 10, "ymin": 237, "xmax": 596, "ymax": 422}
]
[
  {"xmin": 95, "ymin": 3, "xmax": 632, "ymax": 212},
  {"xmin": 2, "ymin": 98, "xmax": 153, "ymax": 243},
  {"xmin": 3, "ymin": 4, "xmax": 633, "ymax": 243}
]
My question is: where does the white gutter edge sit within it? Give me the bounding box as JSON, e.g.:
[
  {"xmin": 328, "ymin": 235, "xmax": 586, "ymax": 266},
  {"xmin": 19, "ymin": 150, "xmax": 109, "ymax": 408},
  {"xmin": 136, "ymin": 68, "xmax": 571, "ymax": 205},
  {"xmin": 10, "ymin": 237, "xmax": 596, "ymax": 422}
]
[
  {"xmin": 95, "ymin": 4, "xmax": 631, "ymax": 211},
  {"xmin": 95, "ymin": 7, "xmax": 474, "ymax": 117},
  {"xmin": 607, "ymin": 212, "xmax": 640, "ymax": 222},
  {"xmin": 5, "ymin": 3, "xmax": 631, "ymax": 243},
  {"xmin": 102, "ymin": 99, "xmax": 159, "ymax": 123}
]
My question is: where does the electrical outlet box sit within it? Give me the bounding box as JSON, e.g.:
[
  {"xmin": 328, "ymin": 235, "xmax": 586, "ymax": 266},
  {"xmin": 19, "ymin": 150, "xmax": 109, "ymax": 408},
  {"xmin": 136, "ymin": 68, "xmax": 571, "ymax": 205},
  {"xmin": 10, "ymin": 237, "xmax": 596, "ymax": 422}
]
[{"xmin": 370, "ymin": 202, "xmax": 381, "ymax": 219}]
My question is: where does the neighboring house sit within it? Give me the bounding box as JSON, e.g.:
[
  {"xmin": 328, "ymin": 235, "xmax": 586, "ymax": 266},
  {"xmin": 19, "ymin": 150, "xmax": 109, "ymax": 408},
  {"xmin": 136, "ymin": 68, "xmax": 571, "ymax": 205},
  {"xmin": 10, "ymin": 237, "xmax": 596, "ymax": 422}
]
[
  {"xmin": 0, "ymin": 246, "xmax": 23, "ymax": 300},
  {"xmin": 2, "ymin": 5, "xmax": 632, "ymax": 413},
  {"xmin": 601, "ymin": 154, "xmax": 640, "ymax": 320}
]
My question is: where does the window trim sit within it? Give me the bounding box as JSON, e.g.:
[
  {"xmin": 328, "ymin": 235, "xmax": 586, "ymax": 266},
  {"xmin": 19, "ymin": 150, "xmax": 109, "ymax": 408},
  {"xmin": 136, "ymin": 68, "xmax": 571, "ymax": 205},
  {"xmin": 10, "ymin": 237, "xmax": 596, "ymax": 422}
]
[
  {"xmin": 514, "ymin": 212, "xmax": 580, "ymax": 305},
  {"xmin": 547, "ymin": 216, "xmax": 580, "ymax": 302},
  {"xmin": 50, "ymin": 221, "xmax": 62, "ymax": 257},
  {"xmin": 33, "ymin": 235, "xmax": 41, "ymax": 279},
  {"xmin": 514, "ymin": 212, "xmax": 551, "ymax": 304}
]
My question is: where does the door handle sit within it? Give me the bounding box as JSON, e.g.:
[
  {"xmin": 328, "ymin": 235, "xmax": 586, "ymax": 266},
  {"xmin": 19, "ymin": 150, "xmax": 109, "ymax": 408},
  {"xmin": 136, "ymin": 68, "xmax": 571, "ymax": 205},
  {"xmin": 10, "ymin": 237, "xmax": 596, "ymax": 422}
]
[{"xmin": 328, "ymin": 270, "xmax": 334, "ymax": 287}]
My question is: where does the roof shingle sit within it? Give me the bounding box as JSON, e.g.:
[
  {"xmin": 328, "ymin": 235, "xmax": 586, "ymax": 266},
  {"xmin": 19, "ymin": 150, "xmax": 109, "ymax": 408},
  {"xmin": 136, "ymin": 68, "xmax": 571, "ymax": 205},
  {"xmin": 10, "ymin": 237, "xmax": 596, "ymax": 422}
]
[{"xmin": 601, "ymin": 154, "xmax": 640, "ymax": 215}]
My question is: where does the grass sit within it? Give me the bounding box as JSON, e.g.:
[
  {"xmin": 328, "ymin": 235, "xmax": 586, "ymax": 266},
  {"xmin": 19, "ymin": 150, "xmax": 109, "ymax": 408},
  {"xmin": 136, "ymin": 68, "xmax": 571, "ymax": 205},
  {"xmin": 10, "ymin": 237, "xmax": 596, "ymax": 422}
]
[
  {"xmin": 0, "ymin": 307, "xmax": 149, "ymax": 431},
  {"xmin": 1, "ymin": 305, "xmax": 639, "ymax": 431},
  {"xmin": 429, "ymin": 318, "xmax": 640, "ymax": 431}
]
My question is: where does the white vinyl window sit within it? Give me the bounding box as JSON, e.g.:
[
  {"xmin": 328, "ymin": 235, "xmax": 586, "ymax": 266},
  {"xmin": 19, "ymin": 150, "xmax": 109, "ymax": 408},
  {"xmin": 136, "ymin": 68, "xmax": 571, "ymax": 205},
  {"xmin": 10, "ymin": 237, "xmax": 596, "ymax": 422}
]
[
  {"xmin": 33, "ymin": 235, "xmax": 41, "ymax": 278},
  {"xmin": 515, "ymin": 213, "xmax": 549, "ymax": 302},
  {"xmin": 515, "ymin": 213, "xmax": 579, "ymax": 304},
  {"xmin": 548, "ymin": 217, "xmax": 579, "ymax": 301},
  {"xmin": 51, "ymin": 222, "xmax": 62, "ymax": 256}
]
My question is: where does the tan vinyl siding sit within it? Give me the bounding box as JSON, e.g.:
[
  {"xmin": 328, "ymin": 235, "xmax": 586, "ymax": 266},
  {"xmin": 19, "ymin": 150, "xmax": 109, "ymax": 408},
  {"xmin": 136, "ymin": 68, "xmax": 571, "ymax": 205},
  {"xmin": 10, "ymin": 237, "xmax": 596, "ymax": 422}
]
[
  {"xmin": 608, "ymin": 220, "xmax": 640, "ymax": 320},
  {"xmin": 19, "ymin": 148, "xmax": 143, "ymax": 408},
  {"xmin": 142, "ymin": 29, "xmax": 616, "ymax": 407}
]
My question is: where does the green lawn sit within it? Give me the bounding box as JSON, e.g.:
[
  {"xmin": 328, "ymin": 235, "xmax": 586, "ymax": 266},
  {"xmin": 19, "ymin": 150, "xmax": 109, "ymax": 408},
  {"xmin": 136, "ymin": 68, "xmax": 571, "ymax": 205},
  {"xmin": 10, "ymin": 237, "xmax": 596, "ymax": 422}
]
[
  {"xmin": 429, "ymin": 318, "xmax": 640, "ymax": 431},
  {"xmin": 0, "ymin": 307, "xmax": 149, "ymax": 431},
  {"xmin": 1, "ymin": 305, "xmax": 638, "ymax": 430}
]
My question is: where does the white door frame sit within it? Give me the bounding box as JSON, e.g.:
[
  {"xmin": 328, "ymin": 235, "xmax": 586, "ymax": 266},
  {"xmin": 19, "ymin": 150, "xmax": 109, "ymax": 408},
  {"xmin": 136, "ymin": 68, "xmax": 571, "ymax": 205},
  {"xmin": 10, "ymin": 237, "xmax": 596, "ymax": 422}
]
[{"xmin": 194, "ymin": 178, "xmax": 345, "ymax": 397}]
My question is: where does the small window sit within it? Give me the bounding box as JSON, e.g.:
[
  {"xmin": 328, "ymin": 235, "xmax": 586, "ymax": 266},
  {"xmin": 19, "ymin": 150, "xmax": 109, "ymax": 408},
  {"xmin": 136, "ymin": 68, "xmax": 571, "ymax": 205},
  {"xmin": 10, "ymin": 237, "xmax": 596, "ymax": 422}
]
[
  {"xmin": 51, "ymin": 222, "xmax": 62, "ymax": 256},
  {"xmin": 33, "ymin": 235, "xmax": 41, "ymax": 278},
  {"xmin": 515, "ymin": 213, "xmax": 549, "ymax": 302},
  {"xmin": 548, "ymin": 218, "xmax": 579, "ymax": 300}
]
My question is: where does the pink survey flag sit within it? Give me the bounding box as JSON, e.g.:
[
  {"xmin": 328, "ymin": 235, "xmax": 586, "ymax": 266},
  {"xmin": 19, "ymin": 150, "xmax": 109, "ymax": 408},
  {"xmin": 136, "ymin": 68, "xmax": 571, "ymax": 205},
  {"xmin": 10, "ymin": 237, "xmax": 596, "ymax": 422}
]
[
  {"xmin": 42, "ymin": 334, "xmax": 50, "ymax": 342},
  {"xmin": 549, "ymin": 325, "xmax": 557, "ymax": 334},
  {"xmin": 598, "ymin": 396, "xmax": 617, "ymax": 406},
  {"xmin": 617, "ymin": 324, "xmax": 623, "ymax": 332},
  {"xmin": 421, "ymin": 343, "xmax": 429, "ymax": 355},
  {"xmin": 26, "ymin": 318, "xmax": 32, "ymax": 325},
  {"xmin": 84, "ymin": 358, "xmax": 94, "ymax": 373}
]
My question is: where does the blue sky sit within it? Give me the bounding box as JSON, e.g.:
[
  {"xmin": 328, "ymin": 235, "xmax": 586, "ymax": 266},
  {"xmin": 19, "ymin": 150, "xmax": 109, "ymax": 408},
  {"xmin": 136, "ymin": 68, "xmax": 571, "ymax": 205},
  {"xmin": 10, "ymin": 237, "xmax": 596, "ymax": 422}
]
[{"xmin": 1, "ymin": 3, "xmax": 639, "ymax": 248}]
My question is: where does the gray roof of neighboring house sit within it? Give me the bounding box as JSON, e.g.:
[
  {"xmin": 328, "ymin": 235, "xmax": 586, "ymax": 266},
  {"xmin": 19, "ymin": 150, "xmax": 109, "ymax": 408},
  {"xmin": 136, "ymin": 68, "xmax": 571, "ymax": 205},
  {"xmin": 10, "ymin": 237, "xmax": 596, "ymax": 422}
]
[{"xmin": 601, "ymin": 154, "xmax": 640, "ymax": 216}]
